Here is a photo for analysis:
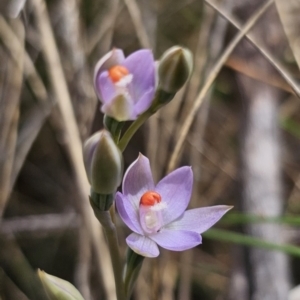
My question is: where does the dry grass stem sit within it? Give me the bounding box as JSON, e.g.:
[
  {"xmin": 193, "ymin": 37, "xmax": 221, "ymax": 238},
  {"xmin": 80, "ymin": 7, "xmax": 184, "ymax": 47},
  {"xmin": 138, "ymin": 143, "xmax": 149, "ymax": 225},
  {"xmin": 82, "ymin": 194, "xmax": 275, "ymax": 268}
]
[
  {"xmin": 167, "ymin": 0, "xmax": 273, "ymax": 172},
  {"xmin": 205, "ymin": 0, "xmax": 300, "ymax": 97},
  {"xmin": 0, "ymin": 18, "xmax": 24, "ymax": 218},
  {"xmin": 0, "ymin": 16, "xmax": 52, "ymax": 189},
  {"xmin": 30, "ymin": 0, "xmax": 116, "ymax": 298}
]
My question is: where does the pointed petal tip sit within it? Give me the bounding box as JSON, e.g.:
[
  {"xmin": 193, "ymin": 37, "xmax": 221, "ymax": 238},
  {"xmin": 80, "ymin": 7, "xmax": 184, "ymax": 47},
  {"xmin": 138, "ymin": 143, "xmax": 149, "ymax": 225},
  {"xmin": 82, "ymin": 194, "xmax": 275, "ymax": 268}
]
[
  {"xmin": 122, "ymin": 153, "xmax": 155, "ymax": 207},
  {"xmin": 222, "ymin": 205, "xmax": 234, "ymax": 212},
  {"xmin": 137, "ymin": 152, "xmax": 149, "ymax": 161},
  {"xmin": 137, "ymin": 152, "xmax": 145, "ymax": 159}
]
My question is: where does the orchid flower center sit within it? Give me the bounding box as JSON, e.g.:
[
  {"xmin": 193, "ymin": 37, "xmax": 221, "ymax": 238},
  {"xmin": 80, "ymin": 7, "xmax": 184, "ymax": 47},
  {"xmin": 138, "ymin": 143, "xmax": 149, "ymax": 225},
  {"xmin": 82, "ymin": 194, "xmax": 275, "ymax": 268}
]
[
  {"xmin": 109, "ymin": 65, "xmax": 130, "ymax": 83},
  {"xmin": 140, "ymin": 191, "xmax": 161, "ymax": 206},
  {"xmin": 108, "ymin": 65, "xmax": 133, "ymax": 100},
  {"xmin": 139, "ymin": 191, "xmax": 166, "ymax": 235}
]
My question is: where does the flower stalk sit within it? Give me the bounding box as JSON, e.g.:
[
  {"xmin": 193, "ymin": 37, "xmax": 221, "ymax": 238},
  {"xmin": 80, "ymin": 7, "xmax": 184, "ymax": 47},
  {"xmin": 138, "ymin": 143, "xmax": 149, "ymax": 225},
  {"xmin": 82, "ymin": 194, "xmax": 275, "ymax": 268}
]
[
  {"xmin": 90, "ymin": 198, "xmax": 125, "ymax": 300},
  {"xmin": 123, "ymin": 248, "xmax": 144, "ymax": 299},
  {"xmin": 103, "ymin": 115, "xmax": 124, "ymax": 143},
  {"xmin": 118, "ymin": 89, "xmax": 176, "ymax": 152},
  {"xmin": 118, "ymin": 109, "xmax": 153, "ymax": 152},
  {"xmin": 90, "ymin": 190, "xmax": 114, "ymax": 211}
]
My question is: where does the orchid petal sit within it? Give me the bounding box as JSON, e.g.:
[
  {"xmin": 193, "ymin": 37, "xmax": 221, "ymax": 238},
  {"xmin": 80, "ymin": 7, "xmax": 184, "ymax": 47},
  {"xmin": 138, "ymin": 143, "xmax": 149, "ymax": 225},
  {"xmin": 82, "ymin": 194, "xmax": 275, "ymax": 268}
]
[
  {"xmin": 126, "ymin": 233, "xmax": 159, "ymax": 257},
  {"xmin": 123, "ymin": 154, "xmax": 155, "ymax": 210},
  {"xmin": 166, "ymin": 205, "xmax": 233, "ymax": 234},
  {"xmin": 150, "ymin": 229, "xmax": 201, "ymax": 251},
  {"xmin": 94, "ymin": 49, "xmax": 125, "ymax": 99},
  {"xmin": 94, "ymin": 49, "xmax": 125, "ymax": 81},
  {"xmin": 115, "ymin": 192, "xmax": 142, "ymax": 234},
  {"xmin": 155, "ymin": 166, "xmax": 193, "ymax": 225},
  {"xmin": 123, "ymin": 49, "xmax": 155, "ymax": 99},
  {"xmin": 97, "ymin": 71, "xmax": 116, "ymax": 103},
  {"xmin": 133, "ymin": 87, "xmax": 155, "ymax": 116}
]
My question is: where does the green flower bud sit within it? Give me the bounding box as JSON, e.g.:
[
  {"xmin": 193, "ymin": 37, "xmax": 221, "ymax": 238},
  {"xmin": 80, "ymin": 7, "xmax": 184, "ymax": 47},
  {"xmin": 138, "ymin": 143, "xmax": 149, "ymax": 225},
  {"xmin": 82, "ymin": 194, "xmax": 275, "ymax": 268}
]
[
  {"xmin": 158, "ymin": 46, "xmax": 193, "ymax": 93},
  {"xmin": 38, "ymin": 270, "xmax": 84, "ymax": 300},
  {"xmin": 83, "ymin": 129, "xmax": 123, "ymax": 194}
]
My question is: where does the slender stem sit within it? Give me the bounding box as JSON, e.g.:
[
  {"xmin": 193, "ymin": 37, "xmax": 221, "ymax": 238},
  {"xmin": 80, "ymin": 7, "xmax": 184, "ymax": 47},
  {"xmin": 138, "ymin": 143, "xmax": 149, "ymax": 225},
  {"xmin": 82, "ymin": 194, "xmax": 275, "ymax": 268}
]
[
  {"xmin": 123, "ymin": 248, "xmax": 144, "ymax": 299},
  {"xmin": 90, "ymin": 199, "xmax": 125, "ymax": 300},
  {"xmin": 118, "ymin": 110, "xmax": 153, "ymax": 152},
  {"xmin": 104, "ymin": 224, "xmax": 125, "ymax": 300},
  {"xmin": 104, "ymin": 115, "xmax": 124, "ymax": 143},
  {"xmin": 118, "ymin": 89, "xmax": 175, "ymax": 152}
]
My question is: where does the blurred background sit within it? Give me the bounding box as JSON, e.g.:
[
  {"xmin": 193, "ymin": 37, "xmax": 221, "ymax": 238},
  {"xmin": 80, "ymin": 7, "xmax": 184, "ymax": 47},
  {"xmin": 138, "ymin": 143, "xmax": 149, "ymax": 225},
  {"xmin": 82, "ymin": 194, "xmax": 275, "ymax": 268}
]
[{"xmin": 1, "ymin": 0, "xmax": 300, "ymax": 299}]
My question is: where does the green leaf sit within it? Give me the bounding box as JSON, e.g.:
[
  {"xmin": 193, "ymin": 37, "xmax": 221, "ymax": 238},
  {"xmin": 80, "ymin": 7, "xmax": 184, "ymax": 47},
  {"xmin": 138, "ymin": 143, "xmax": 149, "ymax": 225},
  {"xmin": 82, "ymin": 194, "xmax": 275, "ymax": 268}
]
[
  {"xmin": 280, "ymin": 118, "xmax": 300, "ymax": 139},
  {"xmin": 221, "ymin": 212, "xmax": 300, "ymax": 226},
  {"xmin": 203, "ymin": 229, "xmax": 300, "ymax": 257}
]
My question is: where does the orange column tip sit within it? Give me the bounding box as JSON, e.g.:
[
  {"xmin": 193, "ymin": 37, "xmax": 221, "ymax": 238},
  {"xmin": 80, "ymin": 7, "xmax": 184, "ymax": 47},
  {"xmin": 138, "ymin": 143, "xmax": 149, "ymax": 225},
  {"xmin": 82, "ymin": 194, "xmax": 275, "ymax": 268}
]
[
  {"xmin": 140, "ymin": 191, "xmax": 162, "ymax": 206},
  {"xmin": 109, "ymin": 65, "xmax": 129, "ymax": 83}
]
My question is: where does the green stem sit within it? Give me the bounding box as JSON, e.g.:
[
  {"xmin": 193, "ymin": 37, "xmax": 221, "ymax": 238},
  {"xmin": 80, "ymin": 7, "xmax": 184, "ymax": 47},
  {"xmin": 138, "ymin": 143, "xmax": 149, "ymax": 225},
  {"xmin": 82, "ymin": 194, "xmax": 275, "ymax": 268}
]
[
  {"xmin": 104, "ymin": 224, "xmax": 125, "ymax": 300},
  {"xmin": 104, "ymin": 115, "xmax": 124, "ymax": 143},
  {"xmin": 123, "ymin": 248, "xmax": 144, "ymax": 299},
  {"xmin": 118, "ymin": 89, "xmax": 175, "ymax": 152},
  {"xmin": 118, "ymin": 110, "xmax": 153, "ymax": 152},
  {"xmin": 90, "ymin": 191, "xmax": 114, "ymax": 211},
  {"xmin": 89, "ymin": 198, "xmax": 125, "ymax": 300}
]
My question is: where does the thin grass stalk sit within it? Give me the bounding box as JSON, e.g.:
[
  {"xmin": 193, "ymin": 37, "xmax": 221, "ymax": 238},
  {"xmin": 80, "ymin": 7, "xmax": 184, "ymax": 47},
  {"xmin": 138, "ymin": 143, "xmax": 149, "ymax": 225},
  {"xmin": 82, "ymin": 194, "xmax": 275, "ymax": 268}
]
[{"xmin": 167, "ymin": 0, "xmax": 274, "ymax": 172}]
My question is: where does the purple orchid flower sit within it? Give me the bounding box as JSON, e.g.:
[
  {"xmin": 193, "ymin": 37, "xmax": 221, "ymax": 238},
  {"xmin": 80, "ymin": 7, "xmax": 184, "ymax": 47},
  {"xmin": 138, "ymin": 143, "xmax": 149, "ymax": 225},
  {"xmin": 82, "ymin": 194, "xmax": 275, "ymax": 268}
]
[
  {"xmin": 94, "ymin": 49, "xmax": 156, "ymax": 121},
  {"xmin": 116, "ymin": 154, "xmax": 232, "ymax": 258}
]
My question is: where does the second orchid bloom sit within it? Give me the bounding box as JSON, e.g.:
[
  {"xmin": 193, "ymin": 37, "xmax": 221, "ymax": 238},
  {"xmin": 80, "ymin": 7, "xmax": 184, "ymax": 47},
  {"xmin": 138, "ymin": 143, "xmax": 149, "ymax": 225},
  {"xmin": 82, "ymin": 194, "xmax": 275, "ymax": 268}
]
[
  {"xmin": 93, "ymin": 47, "xmax": 194, "ymax": 122},
  {"xmin": 94, "ymin": 49, "xmax": 156, "ymax": 121},
  {"xmin": 116, "ymin": 154, "xmax": 232, "ymax": 257}
]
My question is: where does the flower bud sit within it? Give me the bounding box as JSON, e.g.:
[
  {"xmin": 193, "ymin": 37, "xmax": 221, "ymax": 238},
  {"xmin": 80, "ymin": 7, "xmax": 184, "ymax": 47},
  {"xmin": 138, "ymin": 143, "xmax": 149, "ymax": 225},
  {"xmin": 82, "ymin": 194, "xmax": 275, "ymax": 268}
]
[
  {"xmin": 158, "ymin": 46, "xmax": 193, "ymax": 93},
  {"xmin": 38, "ymin": 270, "xmax": 84, "ymax": 300},
  {"xmin": 83, "ymin": 130, "xmax": 123, "ymax": 194}
]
